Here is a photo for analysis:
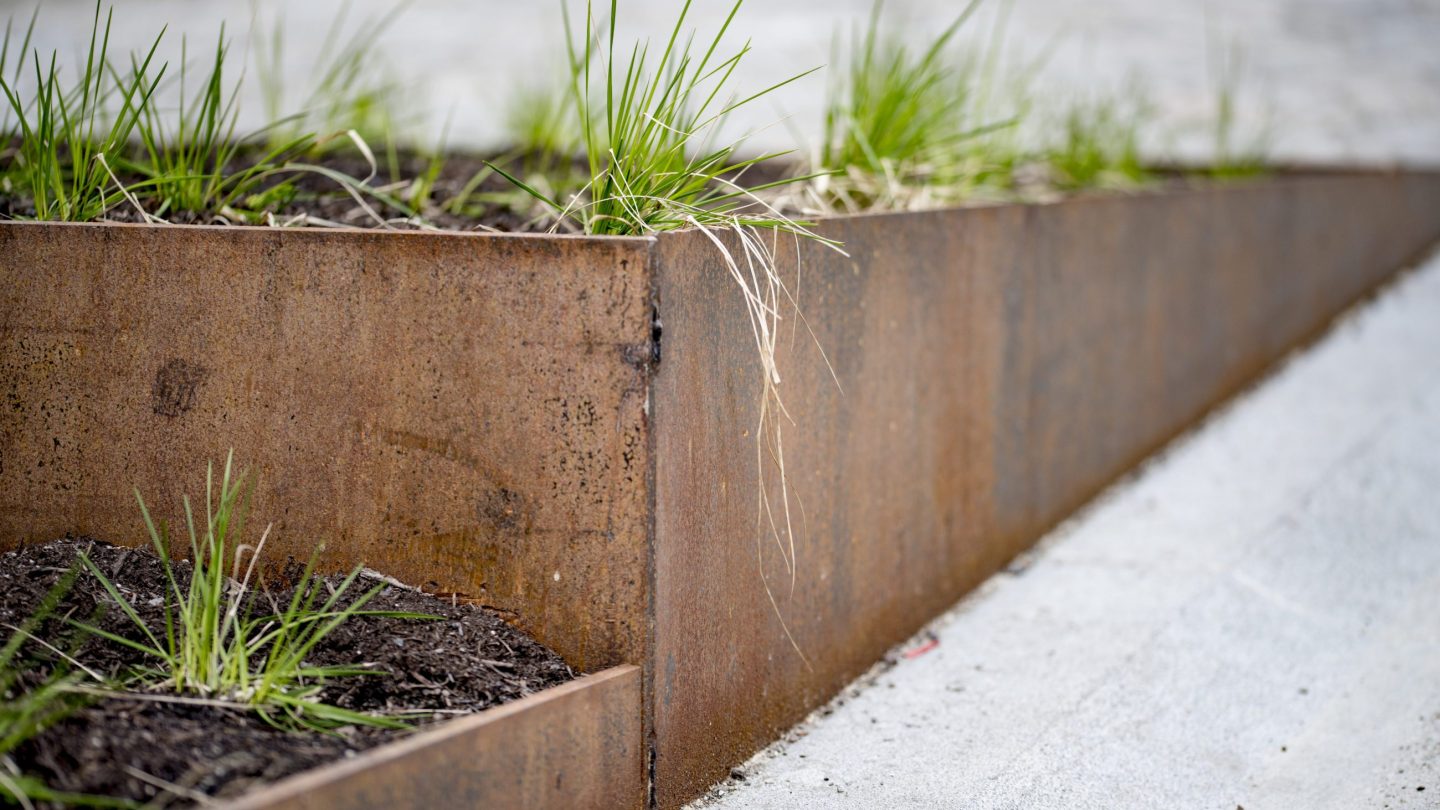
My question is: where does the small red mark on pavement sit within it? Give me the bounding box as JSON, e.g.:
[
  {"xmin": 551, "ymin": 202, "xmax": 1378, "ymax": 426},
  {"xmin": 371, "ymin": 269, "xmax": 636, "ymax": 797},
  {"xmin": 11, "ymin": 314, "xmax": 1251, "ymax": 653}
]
[{"xmin": 903, "ymin": 639, "xmax": 939, "ymax": 659}]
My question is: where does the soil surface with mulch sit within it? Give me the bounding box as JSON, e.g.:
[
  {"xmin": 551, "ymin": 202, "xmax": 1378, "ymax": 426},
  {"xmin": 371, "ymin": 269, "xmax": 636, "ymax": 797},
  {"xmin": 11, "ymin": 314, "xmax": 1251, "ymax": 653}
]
[{"xmin": 0, "ymin": 537, "xmax": 575, "ymax": 807}]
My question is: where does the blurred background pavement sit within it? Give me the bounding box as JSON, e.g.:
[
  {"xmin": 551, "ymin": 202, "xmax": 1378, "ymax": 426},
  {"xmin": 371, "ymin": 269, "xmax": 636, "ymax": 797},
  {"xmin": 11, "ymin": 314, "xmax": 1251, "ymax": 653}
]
[{"xmin": 18, "ymin": 0, "xmax": 1440, "ymax": 165}]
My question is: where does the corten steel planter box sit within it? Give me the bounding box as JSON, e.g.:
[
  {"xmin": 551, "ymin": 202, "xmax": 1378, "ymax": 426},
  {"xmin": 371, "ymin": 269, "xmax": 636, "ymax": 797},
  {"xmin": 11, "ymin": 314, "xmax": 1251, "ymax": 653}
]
[
  {"xmin": 225, "ymin": 666, "xmax": 642, "ymax": 810},
  {"xmin": 3, "ymin": 170, "xmax": 1439, "ymax": 807}
]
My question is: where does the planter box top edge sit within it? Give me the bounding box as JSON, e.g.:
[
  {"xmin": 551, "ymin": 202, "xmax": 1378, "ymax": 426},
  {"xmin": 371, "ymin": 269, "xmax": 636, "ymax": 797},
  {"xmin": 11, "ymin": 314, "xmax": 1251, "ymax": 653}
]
[
  {"xmin": 1153, "ymin": 160, "xmax": 1440, "ymax": 177},
  {"xmin": 0, "ymin": 217, "xmax": 657, "ymax": 249},
  {"xmin": 3, "ymin": 167, "xmax": 1434, "ymax": 247},
  {"xmin": 795, "ymin": 167, "xmax": 1440, "ymax": 232},
  {"xmin": 222, "ymin": 665, "xmax": 641, "ymax": 810}
]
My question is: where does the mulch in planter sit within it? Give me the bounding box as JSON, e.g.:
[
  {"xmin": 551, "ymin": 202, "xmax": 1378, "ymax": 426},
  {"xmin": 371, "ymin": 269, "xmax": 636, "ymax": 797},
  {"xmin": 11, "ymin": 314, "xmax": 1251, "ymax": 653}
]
[{"xmin": 0, "ymin": 537, "xmax": 575, "ymax": 807}]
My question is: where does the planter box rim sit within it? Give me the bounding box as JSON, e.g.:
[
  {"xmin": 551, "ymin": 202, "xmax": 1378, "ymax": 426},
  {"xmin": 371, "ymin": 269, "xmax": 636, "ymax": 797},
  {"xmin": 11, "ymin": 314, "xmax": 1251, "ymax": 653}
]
[
  {"xmin": 222, "ymin": 665, "xmax": 641, "ymax": 810},
  {"xmin": 0, "ymin": 217, "xmax": 657, "ymax": 247},
  {"xmin": 6, "ymin": 168, "xmax": 1433, "ymax": 245}
]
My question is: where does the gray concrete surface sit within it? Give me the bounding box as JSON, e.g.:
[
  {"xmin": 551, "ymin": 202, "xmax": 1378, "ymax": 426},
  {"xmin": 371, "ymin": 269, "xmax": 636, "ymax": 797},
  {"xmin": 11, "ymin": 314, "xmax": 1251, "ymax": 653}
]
[
  {"xmin": 17, "ymin": 0, "xmax": 1440, "ymax": 165},
  {"xmin": 694, "ymin": 245, "xmax": 1440, "ymax": 809}
]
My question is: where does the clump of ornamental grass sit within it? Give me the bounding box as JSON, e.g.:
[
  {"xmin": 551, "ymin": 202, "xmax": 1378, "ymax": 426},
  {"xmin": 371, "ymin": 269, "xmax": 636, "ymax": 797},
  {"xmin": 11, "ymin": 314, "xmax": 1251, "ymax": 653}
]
[
  {"xmin": 0, "ymin": 4, "xmax": 412, "ymax": 227},
  {"xmin": 122, "ymin": 17, "xmax": 413, "ymax": 227},
  {"xmin": 76, "ymin": 452, "xmax": 436, "ymax": 732},
  {"xmin": 253, "ymin": 1, "xmax": 409, "ymax": 154},
  {"xmin": 1208, "ymin": 39, "xmax": 1270, "ymax": 179},
  {"xmin": 813, "ymin": 0, "xmax": 1022, "ymax": 212},
  {"xmin": 493, "ymin": 0, "xmax": 829, "ymax": 236},
  {"xmin": 253, "ymin": 2, "xmax": 437, "ymax": 223},
  {"xmin": 492, "ymin": 0, "xmax": 841, "ymax": 663},
  {"xmin": 0, "ymin": 571, "xmax": 132, "ymax": 809},
  {"xmin": 0, "ymin": 3, "xmax": 164, "ymax": 221},
  {"xmin": 124, "ymin": 29, "xmax": 324, "ymax": 223},
  {"xmin": 1043, "ymin": 86, "xmax": 1152, "ymax": 191}
]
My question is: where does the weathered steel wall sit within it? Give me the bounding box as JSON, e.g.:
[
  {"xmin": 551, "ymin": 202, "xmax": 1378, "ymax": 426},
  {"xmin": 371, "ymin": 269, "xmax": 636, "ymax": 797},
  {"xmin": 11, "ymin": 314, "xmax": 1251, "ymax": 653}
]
[
  {"xmin": 0, "ymin": 223, "xmax": 656, "ymax": 674},
  {"xmin": 224, "ymin": 666, "xmax": 644, "ymax": 810},
  {"xmin": 649, "ymin": 171, "xmax": 1440, "ymax": 807}
]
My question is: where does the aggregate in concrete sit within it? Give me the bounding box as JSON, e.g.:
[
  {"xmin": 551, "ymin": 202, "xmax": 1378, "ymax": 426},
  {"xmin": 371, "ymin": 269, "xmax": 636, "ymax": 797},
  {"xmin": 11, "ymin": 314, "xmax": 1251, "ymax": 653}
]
[{"xmin": 695, "ymin": 247, "xmax": 1440, "ymax": 809}]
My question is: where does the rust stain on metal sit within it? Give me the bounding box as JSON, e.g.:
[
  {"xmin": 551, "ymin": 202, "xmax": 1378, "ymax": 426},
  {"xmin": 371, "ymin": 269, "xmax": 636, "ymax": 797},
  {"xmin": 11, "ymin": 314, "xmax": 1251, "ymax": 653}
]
[
  {"xmin": 223, "ymin": 666, "xmax": 644, "ymax": 810},
  {"xmin": 648, "ymin": 171, "xmax": 1440, "ymax": 807},
  {"xmin": 0, "ymin": 224, "xmax": 657, "ymax": 676}
]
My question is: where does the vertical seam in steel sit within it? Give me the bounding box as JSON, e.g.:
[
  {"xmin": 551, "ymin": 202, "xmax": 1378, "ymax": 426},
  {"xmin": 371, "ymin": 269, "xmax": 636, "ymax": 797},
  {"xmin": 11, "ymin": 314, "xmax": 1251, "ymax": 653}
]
[{"xmin": 640, "ymin": 234, "xmax": 661, "ymax": 810}]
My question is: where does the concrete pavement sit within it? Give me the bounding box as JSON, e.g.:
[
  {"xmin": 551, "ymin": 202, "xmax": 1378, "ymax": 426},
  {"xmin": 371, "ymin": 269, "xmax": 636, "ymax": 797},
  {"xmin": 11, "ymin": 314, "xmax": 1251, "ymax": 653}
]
[{"xmin": 21, "ymin": 0, "xmax": 1440, "ymax": 165}]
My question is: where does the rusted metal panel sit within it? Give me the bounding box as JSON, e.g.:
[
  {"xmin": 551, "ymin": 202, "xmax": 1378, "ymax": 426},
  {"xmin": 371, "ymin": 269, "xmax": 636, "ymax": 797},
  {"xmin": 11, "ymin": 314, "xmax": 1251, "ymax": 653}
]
[
  {"xmin": 0, "ymin": 222, "xmax": 657, "ymax": 674},
  {"xmin": 649, "ymin": 171, "xmax": 1440, "ymax": 807},
  {"xmin": 223, "ymin": 666, "xmax": 644, "ymax": 810}
]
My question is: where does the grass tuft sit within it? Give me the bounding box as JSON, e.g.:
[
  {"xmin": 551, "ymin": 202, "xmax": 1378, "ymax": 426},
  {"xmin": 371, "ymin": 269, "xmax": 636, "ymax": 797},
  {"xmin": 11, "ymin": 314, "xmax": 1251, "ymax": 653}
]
[
  {"xmin": 76, "ymin": 451, "xmax": 436, "ymax": 732},
  {"xmin": 0, "ymin": 2, "xmax": 164, "ymax": 221},
  {"xmin": 1, "ymin": 4, "xmax": 409, "ymax": 227},
  {"xmin": 813, "ymin": 0, "xmax": 1041, "ymax": 211},
  {"xmin": 1208, "ymin": 38, "xmax": 1270, "ymax": 179},
  {"xmin": 1044, "ymin": 84, "xmax": 1151, "ymax": 191},
  {"xmin": 490, "ymin": 0, "xmax": 830, "ymax": 240},
  {"xmin": 126, "ymin": 28, "xmax": 320, "ymax": 222},
  {"xmin": 253, "ymin": 1, "xmax": 409, "ymax": 153},
  {"xmin": 821, "ymin": 0, "xmax": 984, "ymax": 208}
]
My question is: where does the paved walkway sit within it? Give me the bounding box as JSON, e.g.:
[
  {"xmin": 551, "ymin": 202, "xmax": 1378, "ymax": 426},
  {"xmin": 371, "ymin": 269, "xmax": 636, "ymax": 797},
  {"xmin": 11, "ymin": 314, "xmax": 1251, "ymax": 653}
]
[
  {"xmin": 696, "ymin": 246, "xmax": 1440, "ymax": 809},
  {"xmin": 22, "ymin": 0, "xmax": 1440, "ymax": 164}
]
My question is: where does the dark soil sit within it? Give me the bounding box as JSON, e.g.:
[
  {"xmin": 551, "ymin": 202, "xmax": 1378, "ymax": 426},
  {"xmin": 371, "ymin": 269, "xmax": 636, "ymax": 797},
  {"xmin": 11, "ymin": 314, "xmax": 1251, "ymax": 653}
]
[
  {"xmin": 277, "ymin": 151, "xmax": 569, "ymax": 233},
  {"xmin": 0, "ymin": 537, "xmax": 575, "ymax": 807}
]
